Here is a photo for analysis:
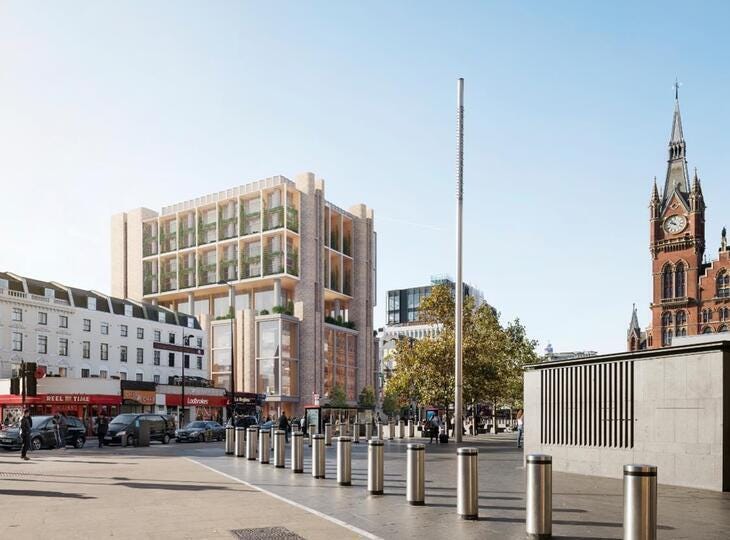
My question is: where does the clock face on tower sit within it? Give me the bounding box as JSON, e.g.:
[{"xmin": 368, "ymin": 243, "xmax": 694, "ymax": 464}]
[{"xmin": 664, "ymin": 215, "xmax": 687, "ymax": 234}]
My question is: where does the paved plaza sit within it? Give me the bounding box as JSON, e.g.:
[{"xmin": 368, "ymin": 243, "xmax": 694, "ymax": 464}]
[{"xmin": 0, "ymin": 434, "xmax": 729, "ymax": 539}]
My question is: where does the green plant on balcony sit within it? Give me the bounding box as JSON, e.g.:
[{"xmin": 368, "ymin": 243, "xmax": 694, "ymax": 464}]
[
  {"xmin": 263, "ymin": 250, "xmax": 284, "ymax": 275},
  {"xmin": 215, "ymin": 307, "xmax": 235, "ymax": 320},
  {"xmin": 219, "ymin": 258, "xmax": 238, "ymax": 280},
  {"xmin": 241, "ymin": 253, "xmax": 261, "ymax": 278},
  {"xmin": 197, "ymin": 216, "xmax": 216, "ymax": 245},
  {"xmin": 263, "ymin": 206, "xmax": 284, "ymax": 231},
  {"xmin": 286, "ymin": 248, "xmax": 299, "ymax": 277},
  {"xmin": 143, "ymin": 227, "xmax": 158, "ymax": 256},
  {"xmin": 343, "ymin": 235, "xmax": 351, "ymax": 256},
  {"xmin": 324, "ymin": 315, "xmax": 356, "ymax": 330},
  {"xmin": 197, "ymin": 259, "xmax": 217, "ymax": 285},
  {"xmin": 178, "ymin": 222, "xmax": 195, "ymax": 248},
  {"xmin": 286, "ymin": 207, "xmax": 299, "ymax": 233},
  {"xmin": 143, "ymin": 271, "xmax": 157, "ymax": 294},
  {"xmin": 259, "ymin": 309, "xmax": 270, "ymax": 315},
  {"xmin": 240, "ymin": 208, "xmax": 261, "ymax": 235},
  {"xmin": 271, "ymin": 302, "xmax": 294, "ymax": 316},
  {"xmin": 218, "ymin": 209, "xmax": 237, "ymax": 240},
  {"xmin": 178, "ymin": 266, "xmax": 195, "ymax": 288}
]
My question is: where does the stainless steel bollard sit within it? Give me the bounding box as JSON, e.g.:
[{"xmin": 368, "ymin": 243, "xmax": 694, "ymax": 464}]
[
  {"xmin": 526, "ymin": 454, "xmax": 552, "ymax": 538},
  {"xmin": 388, "ymin": 420, "xmax": 394, "ymax": 440},
  {"xmin": 235, "ymin": 427, "xmax": 246, "ymax": 457},
  {"xmin": 291, "ymin": 431, "xmax": 304, "ymax": 473},
  {"xmin": 368, "ymin": 439, "xmax": 385, "ymax": 494},
  {"xmin": 308, "ymin": 423, "xmax": 316, "ymax": 446},
  {"xmin": 274, "ymin": 429, "xmax": 286, "ymax": 468},
  {"xmin": 258, "ymin": 429, "xmax": 270, "ymax": 464},
  {"xmin": 376, "ymin": 422, "xmax": 383, "ymax": 440},
  {"xmin": 623, "ymin": 464, "xmax": 657, "ymax": 540},
  {"xmin": 337, "ymin": 436, "xmax": 352, "ymax": 486},
  {"xmin": 225, "ymin": 425, "xmax": 235, "ymax": 454},
  {"xmin": 353, "ymin": 422, "xmax": 360, "ymax": 444},
  {"xmin": 311, "ymin": 434, "xmax": 325, "ymax": 479},
  {"xmin": 365, "ymin": 422, "xmax": 372, "ymax": 441},
  {"xmin": 398, "ymin": 420, "xmax": 405, "ymax": 439},
  {"xmin": 324, "ymin": 423, "xmax": 333, "ymax": 446},
  {"xmin": 457, "ymin": 447, "xmax": 479, "ymax": 520},
  {"xmin": 246, "ymin": 427, "xmax": 258, "ymax": 460},
  {"xmin": 408, "ymin": 419, "xmax": 414, "ymax": 438},
  {"xmin": 407, "ymin": 443, "xmax": 425, "ymax": 505}
]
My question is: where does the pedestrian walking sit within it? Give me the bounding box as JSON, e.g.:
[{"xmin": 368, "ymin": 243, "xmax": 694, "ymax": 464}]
[
  {"xmin": 516, "ymin": 409, "xmax": 524, "ymax": 448},
  {"xmin": 428, "ymin": 416, "xmax": 439, "ymax": 444},
  {"xmin": 52, "ymin": 414, "xmax": 63, "ymax": 449},
  {"xmin": 58, "ymin": 412, "xmax": 68, "ymax": 449},
  {"xmin": 96, "ymin": 413, "xmax": 109, "ymax": 448},
  {"xmin": 20, "ymin": 409, "xmax": 32, "ymax": 460},
  {"xmin": 278, "ymin": 412, "xmax": 289, "ymax": 442}
]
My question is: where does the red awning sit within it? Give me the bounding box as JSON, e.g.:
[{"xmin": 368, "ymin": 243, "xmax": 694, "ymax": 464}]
[{"xmin": 0, "ymin": 394, "xmax": 122, "ymax": 406}]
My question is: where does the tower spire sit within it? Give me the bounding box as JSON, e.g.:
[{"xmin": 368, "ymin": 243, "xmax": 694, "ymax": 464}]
[{"xmin": 662, "ymin": 82, "xmax": 689, "ymax": 209}]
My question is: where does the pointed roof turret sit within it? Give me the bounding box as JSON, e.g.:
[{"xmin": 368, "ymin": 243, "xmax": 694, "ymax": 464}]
[
  {"xmin": 662, "ymin": 83, "xmax": 690, "ymax": 210},
  {"xmin": 627, "ymin": 303, "xmax": 640, "ymax": 338},
  {"xmin": 651, "ymin": 177, "xmax": 660, "ymax": 202}
]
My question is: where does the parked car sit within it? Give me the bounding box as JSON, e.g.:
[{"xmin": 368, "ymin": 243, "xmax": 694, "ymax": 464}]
[
  {"xmin": 228, "ymin": 415, "xmax": 259, "ymax": 429},
  {"xmin": 0, "ymin": 415, "xmax": 86, "ymax": 451},
  {"xmin": 105, "ymin": 413, "xmax": 175, "ymax": 446},
  {"xmin": 176, "ymin": 421, "xmax": 225, "ymax": 443}
]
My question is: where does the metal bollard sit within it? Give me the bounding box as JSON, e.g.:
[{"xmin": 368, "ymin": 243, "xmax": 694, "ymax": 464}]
[
  {"xmin": 291, "ymin": 431, "xmax": 304, "ymax": 473},
  {"xmin": 623, "ymin": 464, "xmax": 657, "ymax": 540},
  {"xmin": 225, "ymin": 425, "xmax": 235, "ymax": 455},
  {"xmin": 457, "ymin": 447, "xmax": 479, "ymax": 520},
  {"xmin": 246, "ymin": 427, "xmax": 258, "ymax": 460},
  {"xmin": 337, "ymin": 436, "xmax": 352, "ymax": 486},
  {"xmin": 311, "ymin": 434, "xmax": 325, "ymax": 479},
  {"xmin": 408, "ymin": 419, "xmax": 414, "ymax": 438},
  {"xmin": 258, "ymin": 429, "xmax": 270, "ymax": 464},
  {"xmin": 308, "ymin": 424, "xmax": 316, "ymax": 447},
  {"xmin": 368, "ymin": 439, "xmax": 385, "ymax": 495},
  {"xmin": 388, "ymin": 420, "xmax": 394, "ymax": 440},
  {"xmin": 353, "ymin": 422, "xmax": 360, "ymax": 444},
  {"xmin": 235, "ymin": 427, "xmax": 246, "ymax": 457},
  {"xmin": 365, "ymin": 422, "xmax": 372, "ymax": 441},
  {"xmin": 407, "ymin": 443, "xmax": 425, "ymax": 505},
  {"xmin": 376, "ymin": 422, "xmax": 382, "ymax": 440},
  {"xmin": 526, "ymin": 454, "xmax": 552, "ymax": 538},
  {"xmin": 324, "ymin": 423, "xmax": 333, "ymax": 446},
  {"xmin": 274, "ymin": 429, "xmax": 286, "ymax": 468},
  {"xmin": 399, "ymin": 420, "xmax": 405, "ymax": 439}
]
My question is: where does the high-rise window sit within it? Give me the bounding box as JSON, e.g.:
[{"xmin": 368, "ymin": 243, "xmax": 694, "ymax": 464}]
[
  {"xmin": 154, "ymin": 350, "xmax": 161, "ymax": 365},
  {"xmin": 168, "ymin": 352, "xmax": 175, "ymax": 367},
  {"xmin": 196, "ymin": 337, "xmax": 203, "ymax": 348},
  {"xmin": 136, "ymin": 373, "xmax": 143, "ymax": 382},
  {"xmin": 119, "ymin": 372, "xmax": 127, "ymax": 380},
  {"xmin": 101, "ymin": 343, "xmax": 109, "ymax": 361},
  {"xmin": 137, "ymin": 348, "xmax": 144, "ymax": 364},
  {"xmin": 184, "ymin": 354, "xmax": 190, "ymax": 369},
  {"xmin": 717, "ymin": 270, "xmax": 730, "ymax": 298},
  {"xmin": 120, "ymin": 346, "xmax": 127, "ymax": 362},
  {"xmin": 137, "ymin": 328, "xmax": 144, "ymax": 339},
  {"xmin": 121, "ymin": 325, "xmax": 128, "ymax": 337},
  {"xmin": 88, "ymin": 297, "xmax": 96, "ymax": 310},
  {"xmin": 38, "ymin": 312, "xmax": 47, "ymax": 325},
  {"xmin": 101, "ymin": 323, "xmax": 109, "ymax": 335},
  {"xmin": 168, "ymin": 333, "xmax": 175, "ymax": 344},
  {"xmin": 83, "ymin": 319, "xmax": 91, "ymax": 332},
  {"xmin": 81, "ymin": 368, "xmax": 90, "ymax": 378},
  {"xmin": 124, "ymin": 304, "xmax": 133, "ymax": 317},
  {"xmin": 11, "ymin": 332, "xmax": 23, "ymax": 351},
  {"xmin": 59, "ymin": 315, "xmax": 68, "ymax": 328},
  {"xmin": 38, "ymin": 335, "xmax": 47, "ymax": 354},
  {"xmin": 99, "ymin": 370, "xmax": 107, "ymax": 379},
  {"xmin": 12, "ymin": 308, "xmax": 22, "ymax": 322},
  {"xmin": 83, "ymin": 341, "xmax": 90, "ymax": 359},
  {"xmin": 59, "ymin": 338, "xmax": 68, "ymax": 356},
  {"xmin": 197, "ymin": 356, "xmax": 203, "ymax": 370},
  {"xmin": 153, "ymin": 375, "xmax": 160, "ymax": 384},
  {"xmin": 675, "ymin": 310, "xmax": 687, "ymax": 337},
  {"xmin": 154, "ymin": 330, "xmax": 161, "ymax": 342},
  {"xmin": 674, "ymin": 263, "xmax": 686, "ymax": 297},
  {"xmin": 661, "ymin": 312, "xmax": 673, "ymax": 346},
  {"xmin": 662, "ymin": 265, "xmax": 673, "ymax": 299}
]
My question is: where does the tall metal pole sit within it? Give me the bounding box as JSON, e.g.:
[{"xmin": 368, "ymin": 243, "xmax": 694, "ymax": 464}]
[
  {"xmin": 181, "ymin": 333, "xmax": 186, "ymax": 427},
  {"xmin": 454, "ymin": 78, "xmax": 464, "ymax": 443}
]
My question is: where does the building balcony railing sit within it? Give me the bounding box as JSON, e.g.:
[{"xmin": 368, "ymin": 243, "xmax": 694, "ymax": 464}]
[
  {"xmin": 286, "ymin": 249, "xmax": 299, "ymax": 277},
  {"xmin": 218, "ymin": 215, "xmax": 237, "ymax": 240},
  {"xmin": 657, "ymin": 296, "xmax": 690, "ymax": 307},
  {"xmin": 0, "ymin": 288, "xmax": 70, "ymax": 306},
  {"xmin": 178, "ymin": 267, "xmax": 195, "ymax": 289},
  {"xmin": 263, "ymin": 206, "xmax": 284, "ymax": 231},
  {"xmin": 240, "ymin": 210, "xmax": 261, "ymax": 235},
  {"xmin": 219, "ymin": 260, "xmax": 238, "ymax": 281},
  {"xmin": 241, "ymin": 255, "xmax": 261, "ymax": 279},
  {"xmin": 178, "ymin": 226, "xmax": 196, "ymax": 249},
  {"xmin": 198, "ymin": 263, "xmax": 217, "ymax": 286},
  {"xmin": 143, "ymin": 274, "xmax": 158, "ymax": 295},
  {"xmin": 197, "ymin": 219, "xmax": 217, "ymax": 245},
  {"xmin": 286, "ymin": 206, "xmax": 299, "ymax": 233},
  {"xmin": 263, "ymin": 251, "xmax": 284, "ymax": 275}
]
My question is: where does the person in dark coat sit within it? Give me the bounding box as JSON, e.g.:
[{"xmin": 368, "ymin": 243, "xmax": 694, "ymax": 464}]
[
  {"xmin": 20, "ymin": 409, "xmax": 32, "ymax": 460},
  {"xmin": 96, "ymin": 413, "xmax": 109, "ymax": 448},
  {"xmin": 278, "ymin": 412, "xmax": 289, "ymax": 442}
]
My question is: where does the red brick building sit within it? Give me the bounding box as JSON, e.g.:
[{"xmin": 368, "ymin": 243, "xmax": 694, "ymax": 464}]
[{"xmin": 628, "ymin": 91, "xmax": 730, "ymax": 351}]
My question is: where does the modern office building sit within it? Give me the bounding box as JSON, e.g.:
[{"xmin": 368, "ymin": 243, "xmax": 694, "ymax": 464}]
[
  {"xmin": 111, "ymin": 172, "xmax": 376, "ymax": 417},
  {"xmin": 0, "ymin": 272, "xmax": 207, "ymax": 422},
  {"xmin": 542, "ymin": 342, "xmax": 597, "ymax": 362},
  {"xmin": 627, "ymin": 91, "xmax": 730, "ymax": 350}
]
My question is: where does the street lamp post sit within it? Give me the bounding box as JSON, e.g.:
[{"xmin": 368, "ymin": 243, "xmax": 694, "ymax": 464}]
[
  {"xmin": 181, "ymin": 333, "xmax": 194, "ymax": 427},
  {"xmin": 455, "ymin": 77, "xmax": 465, "ymax": 443}
]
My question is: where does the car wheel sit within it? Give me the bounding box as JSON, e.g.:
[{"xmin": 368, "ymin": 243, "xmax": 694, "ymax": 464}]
[
  {"xmin": 175, "ymin": 437, "xmax": 181, "ymax": 443},
  {"xmin": 197, "ymin": 433, "xmax": 205, "ymax": 443},
  {"xmin": 31, "ymin": 437, "xmax": 43, "ymax": 451},
  {"xmin": 162, "ymin": 434, "xmax": 170, "ymax": 445},
  {"xmin": 126, "ymin": 435, "xmax": 135, "ymax": 447},
  {"xmin": 74, "ymin": 436, "xmax": 85, "ymax": 449}
]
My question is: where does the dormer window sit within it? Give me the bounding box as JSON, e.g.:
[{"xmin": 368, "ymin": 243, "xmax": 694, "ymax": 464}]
[
  {"xmin": 88, "ymin": 297, "xmax": 96, "ymax": 310},
  {"xmin": 124, "ymin": 304, "xmax": 133, "ymax": 317}
]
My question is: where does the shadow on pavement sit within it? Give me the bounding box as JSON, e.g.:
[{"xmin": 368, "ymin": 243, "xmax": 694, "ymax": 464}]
[
  {"xmin": 0, "ymin": 489, "xmax": 95, "ymax": 499},
  {"xmin": 115, "ymin": 481, "xmax": 232, "ymax": 491}
]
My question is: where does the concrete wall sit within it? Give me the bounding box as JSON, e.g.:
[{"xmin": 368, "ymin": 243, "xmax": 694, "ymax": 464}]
[{"xmin": 524, "ymin": 341, "xmax": 729, "ymax": 491}]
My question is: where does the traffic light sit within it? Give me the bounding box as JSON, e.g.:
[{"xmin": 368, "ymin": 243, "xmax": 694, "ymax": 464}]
[
  {"xmin": 25, "ymin": 362, "xmax": 37, "ymax": 397},
  {"xmin": 10, "ymin": 377, "xmax": 20, "ymax": 395}
]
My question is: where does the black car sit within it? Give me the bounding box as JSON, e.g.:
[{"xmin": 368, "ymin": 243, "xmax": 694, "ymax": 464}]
[
  {"xmin": 0, "ymin": 415, "xmax": 86, "ymax": 451},
  {"xmin": 228, "ymin": 415, "xmax": 259, "ymax": 429},
  {"xmin": 105, "ymin": 413, "xmax": 175, "ymax": 446},
  {"xmin": 176, "ymin": 421, "xmax": 225, "ymax": 443}
]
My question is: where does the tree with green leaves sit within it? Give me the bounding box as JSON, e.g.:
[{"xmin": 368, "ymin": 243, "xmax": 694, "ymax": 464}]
[
  {"xmin": 384, "ymin": 284, "xmax": 538, "ymax": 429},
  {"xmin": 329, "ymin": 384, "xmax": 347, "ymax": 408},
  {"xmin": 357, "ymin": 385, "xmax": 376, "ymax": 408}
]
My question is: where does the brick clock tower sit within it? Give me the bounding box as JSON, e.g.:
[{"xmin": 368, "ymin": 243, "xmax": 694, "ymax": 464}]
[{"xmin": 628, "ymin": 89, "xmax": 730, "ymax": 351}]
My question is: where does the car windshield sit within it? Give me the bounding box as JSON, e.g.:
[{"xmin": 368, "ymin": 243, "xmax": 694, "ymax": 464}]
[
  {"xmin": 109, "ymin": 414, "xmax": 138, "ymax": 426},
  {"xmin": 185, "ymin": 422, "xmax": 207, "ymax": 429},
  {"xmin": 31, "ymin": 416, "xmax": 53, "ymax": 427}
]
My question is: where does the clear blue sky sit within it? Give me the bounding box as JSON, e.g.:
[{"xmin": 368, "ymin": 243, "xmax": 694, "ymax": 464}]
[{"xmin": 2, "ymin": 1, "xmax": 729, "ymax": 354}]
